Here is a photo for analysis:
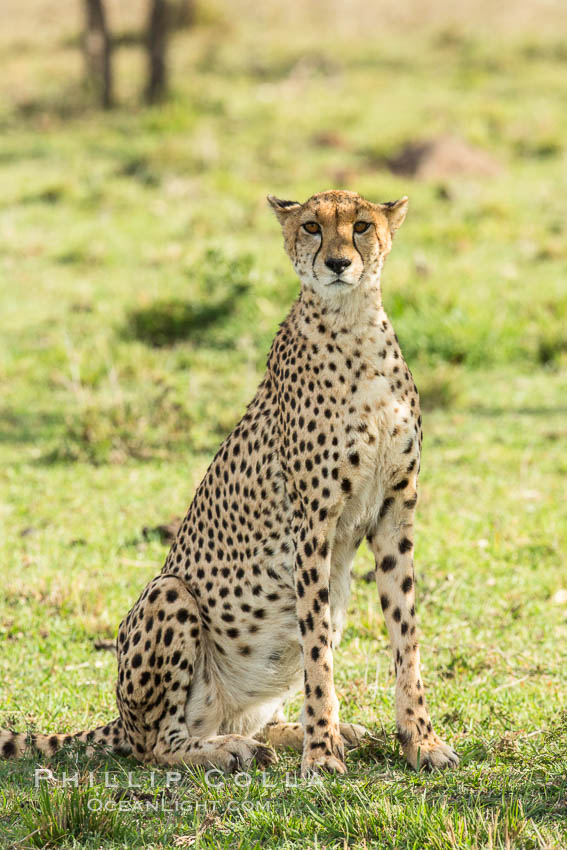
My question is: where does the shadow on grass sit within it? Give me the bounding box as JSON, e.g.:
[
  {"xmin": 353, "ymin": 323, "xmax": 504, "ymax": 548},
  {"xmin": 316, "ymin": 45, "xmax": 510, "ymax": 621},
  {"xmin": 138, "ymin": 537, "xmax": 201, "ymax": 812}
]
[
  {"xmin": 123, "ymin": 249, "xmax": 252, "ymax": 347},
  {"xmin": 0, "ymin": 409, "xmax": 65, "ymax": 446},
  {"xmin": 124, "ymin": 285, "xmax": 248, "ymax": 347}
]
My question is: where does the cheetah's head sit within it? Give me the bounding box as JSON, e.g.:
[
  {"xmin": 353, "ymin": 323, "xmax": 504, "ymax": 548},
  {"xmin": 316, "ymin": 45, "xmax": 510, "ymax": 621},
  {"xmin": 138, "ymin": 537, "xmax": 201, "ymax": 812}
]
[{"xmin": 268, "ymin": 190, "xmax": 407, "ymax": 300}]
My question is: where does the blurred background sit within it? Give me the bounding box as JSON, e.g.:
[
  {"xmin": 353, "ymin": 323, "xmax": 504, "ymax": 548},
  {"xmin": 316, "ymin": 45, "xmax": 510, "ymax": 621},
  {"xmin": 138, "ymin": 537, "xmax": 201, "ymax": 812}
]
[
  {"xmin": 1, "ymin": 7, "xmax": 567, "ymax": 841},
  {"xmin": 1, "ymin": 0, "xmax": 567, "ymax": 466}
]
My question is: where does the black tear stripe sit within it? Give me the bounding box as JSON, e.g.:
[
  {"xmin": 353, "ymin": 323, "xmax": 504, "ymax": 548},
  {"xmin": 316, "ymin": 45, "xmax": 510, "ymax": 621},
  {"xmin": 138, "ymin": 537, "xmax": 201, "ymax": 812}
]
[
  {"xmin": 352, "ymin": 231, "xmax": 364, "ymax": 267},
  {"xmin": 312, "ymin": 233, "xmax": 322, "ymax": 280}
]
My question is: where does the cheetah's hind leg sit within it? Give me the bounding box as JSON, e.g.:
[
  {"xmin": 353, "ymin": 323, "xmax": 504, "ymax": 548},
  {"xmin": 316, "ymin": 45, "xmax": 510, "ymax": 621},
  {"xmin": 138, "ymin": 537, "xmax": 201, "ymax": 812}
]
[
  {"xmin": 259, "ymin": 721, "xmax": 370, "ymax": 752},
  {"xmin": 116, "ymin": 574, "xmax": 276, "ymax": 771}
]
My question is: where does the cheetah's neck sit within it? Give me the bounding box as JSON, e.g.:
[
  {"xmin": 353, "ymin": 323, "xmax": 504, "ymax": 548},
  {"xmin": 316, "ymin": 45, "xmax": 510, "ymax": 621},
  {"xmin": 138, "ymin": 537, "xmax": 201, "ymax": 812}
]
[{"xmin": 296, "ymin": 275, "xmax": 393, "ymax": 347}]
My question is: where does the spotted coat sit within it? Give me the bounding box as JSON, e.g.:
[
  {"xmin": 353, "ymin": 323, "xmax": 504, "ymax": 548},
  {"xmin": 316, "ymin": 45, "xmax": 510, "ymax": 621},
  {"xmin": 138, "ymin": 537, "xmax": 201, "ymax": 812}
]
[{"xmin": 0, "ymin": 190, "xmax": 458, "ymax": 775}]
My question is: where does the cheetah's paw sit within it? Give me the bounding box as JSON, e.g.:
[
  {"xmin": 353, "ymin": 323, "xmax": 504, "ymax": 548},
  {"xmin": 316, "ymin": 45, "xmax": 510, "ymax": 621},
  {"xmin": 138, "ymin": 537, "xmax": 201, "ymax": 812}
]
[
  {"xmin": 401, "ymin": 734, "xmax": 459, "ymax": 771},
  {"xmin": 210, "ymin": 737, "xmax": 278, "ymax": 772},
  {"xmin": 301, "ymin": 730, "xmax": 346, "ymax": 776},
  {"xmin": 301, "ymin": 753, "xmax": 347, "ymax": 776},
  {"xmin": 339, "ymin": 722, "xmax": 370, "ymax": 749}
]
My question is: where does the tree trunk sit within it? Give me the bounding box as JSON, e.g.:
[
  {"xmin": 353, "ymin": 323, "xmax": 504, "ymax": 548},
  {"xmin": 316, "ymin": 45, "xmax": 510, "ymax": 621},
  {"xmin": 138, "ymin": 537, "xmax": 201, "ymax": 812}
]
[
  {"xmin": 146, "ymin": 0, "xmax": 169, "ymax": 104},
  {"xmin": 171, "ymin": 0, "xmax": 195, "ymax": 30},
  {"xmin": 84, "ymin": 0, "xmax": 113, "ymax": 109}
]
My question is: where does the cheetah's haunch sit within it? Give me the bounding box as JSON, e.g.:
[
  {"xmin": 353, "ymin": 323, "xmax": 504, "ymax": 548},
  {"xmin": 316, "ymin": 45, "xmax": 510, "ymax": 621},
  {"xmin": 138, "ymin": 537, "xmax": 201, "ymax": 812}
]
[{"xmin": 1, "ymin": 190, "xmax": 458, "ymax": 776}]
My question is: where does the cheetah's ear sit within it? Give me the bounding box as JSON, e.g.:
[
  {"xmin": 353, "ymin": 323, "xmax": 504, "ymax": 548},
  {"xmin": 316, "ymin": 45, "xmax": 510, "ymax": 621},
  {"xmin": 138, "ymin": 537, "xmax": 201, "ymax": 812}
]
[
  {"xmin": 377, "ymin": 196, "xmax": 409, "ymax": 236},
  {"xmin": 267, "ymin": 195, "xmax": 302, "ymax": 224}
]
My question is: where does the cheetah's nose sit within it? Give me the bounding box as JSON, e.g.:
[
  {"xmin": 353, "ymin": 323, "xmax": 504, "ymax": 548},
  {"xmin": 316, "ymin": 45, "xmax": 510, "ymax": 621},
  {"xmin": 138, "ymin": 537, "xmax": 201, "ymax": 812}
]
[{"xmin": 325, "ymin": 257, "xmax": 351, "ymax": 275}]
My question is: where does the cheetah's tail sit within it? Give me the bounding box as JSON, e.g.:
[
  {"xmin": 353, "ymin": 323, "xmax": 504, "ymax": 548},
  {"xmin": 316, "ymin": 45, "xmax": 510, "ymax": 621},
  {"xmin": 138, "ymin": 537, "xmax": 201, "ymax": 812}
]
[{"xmin": 0, "ymin": 716, "xmax": 132, "ymax": 760}]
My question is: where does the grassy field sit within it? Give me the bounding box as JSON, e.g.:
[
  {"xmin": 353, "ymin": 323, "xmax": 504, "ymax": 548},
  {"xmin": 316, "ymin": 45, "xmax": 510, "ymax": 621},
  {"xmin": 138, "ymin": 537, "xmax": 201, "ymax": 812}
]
[{"xmin": 1, "ymin": 1, "xmax": 567, "ymax": 847}]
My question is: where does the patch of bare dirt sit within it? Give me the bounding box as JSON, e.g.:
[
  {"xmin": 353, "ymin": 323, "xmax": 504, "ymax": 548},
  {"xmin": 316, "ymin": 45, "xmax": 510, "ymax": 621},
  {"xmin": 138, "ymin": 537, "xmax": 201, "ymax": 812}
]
[{"xmin": 386, "ymin": 135, "xmax": 502, "ymax": 180}]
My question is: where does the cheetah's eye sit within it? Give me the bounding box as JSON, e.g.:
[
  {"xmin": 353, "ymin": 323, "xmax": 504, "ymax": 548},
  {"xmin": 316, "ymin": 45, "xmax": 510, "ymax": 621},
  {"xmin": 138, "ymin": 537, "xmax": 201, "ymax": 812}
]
[
  {"xmin": 302, "ymin": 222, "xmax": 321, "ymax": 235},
  {"xmin": 354, "ymin": 221, "xmax": 371, "ymax": 234}
]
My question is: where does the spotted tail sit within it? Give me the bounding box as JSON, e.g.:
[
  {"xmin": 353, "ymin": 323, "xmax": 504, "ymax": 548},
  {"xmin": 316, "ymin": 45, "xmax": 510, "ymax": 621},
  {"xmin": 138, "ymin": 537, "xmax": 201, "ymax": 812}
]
[{"xmin": 0, "ymin": 716, "xmax": 131, "ymax": 759}]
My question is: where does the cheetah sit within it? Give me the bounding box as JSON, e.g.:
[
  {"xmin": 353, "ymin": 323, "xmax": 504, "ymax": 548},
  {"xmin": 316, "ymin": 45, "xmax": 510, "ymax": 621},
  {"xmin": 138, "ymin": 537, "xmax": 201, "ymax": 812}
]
[{"xmin": 1, "ymin": 190, "xmax": 458, "ymax": 775}]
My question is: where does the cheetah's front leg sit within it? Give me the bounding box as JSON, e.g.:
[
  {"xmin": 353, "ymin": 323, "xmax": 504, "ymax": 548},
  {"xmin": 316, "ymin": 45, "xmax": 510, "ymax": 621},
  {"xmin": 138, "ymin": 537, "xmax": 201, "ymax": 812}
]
[
  {"xmin": 368, "ymin": 486, "xmax": 459, "ymax": 771},
  {"xmin": 295, "ymin": 520, "xmax": 346, "ymax": 776}
]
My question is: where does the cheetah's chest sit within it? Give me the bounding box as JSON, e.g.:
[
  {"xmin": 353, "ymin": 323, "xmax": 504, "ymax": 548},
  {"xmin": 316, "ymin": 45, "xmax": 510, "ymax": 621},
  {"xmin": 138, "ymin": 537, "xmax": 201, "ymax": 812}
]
[
  {"xmin": 342, "ymin": 375, "xmax": 418, "ymax": 525},
  {"xmin": 328, "ymin": 376, "xmax": 419, "ymax": 646}
]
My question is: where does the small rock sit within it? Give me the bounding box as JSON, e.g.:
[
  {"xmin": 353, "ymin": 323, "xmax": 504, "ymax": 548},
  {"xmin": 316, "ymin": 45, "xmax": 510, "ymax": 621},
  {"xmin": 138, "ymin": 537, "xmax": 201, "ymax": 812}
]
[
  {"xmin": 94, "ymin": 638, "xmax": 117, "ymax": 654},
  {"xmin": 142, "ymin": 517, "xmax": 182, "ymax": 544},
  {"xmin": 312, "ymin": 130, "xmax": 349, "ymax": 149}
]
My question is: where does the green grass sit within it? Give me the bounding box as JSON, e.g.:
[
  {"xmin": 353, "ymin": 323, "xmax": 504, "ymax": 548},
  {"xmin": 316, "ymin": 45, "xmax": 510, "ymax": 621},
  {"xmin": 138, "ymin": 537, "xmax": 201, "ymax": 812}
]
[{"xmin": 1, "ymin": 2, "xmax": 567, "ymax": 847}]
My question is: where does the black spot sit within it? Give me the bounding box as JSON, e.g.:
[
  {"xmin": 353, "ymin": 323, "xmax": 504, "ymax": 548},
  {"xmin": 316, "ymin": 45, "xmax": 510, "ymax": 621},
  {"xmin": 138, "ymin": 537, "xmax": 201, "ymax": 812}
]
[
  {"xmin": 348, "ymin": 452, "xmax": 359, "ymax": 466},
  {"xmin": 2, "ymin": 740, "xmax": 16, "ymax": 758},
  {"xmin": 380, "ymin": 555, "xmax": 397, "ymax": 572},
  {"xmin": 380, "ymin": 594, "xmax": 390, "ymax": 610},
  {"xmin": 148, "ymin": 589, "xmax": 160, "ymax": 603},
  {"xmin": 393, "ymin": 478, "xmax": 408, "ymax": 491},
  {"xmin": 176, "ymin": 608, "xmax": 190, "ymax": 624},
  {"xmin": 166, "ymin": 589, "xmax": 178, "ymax": 603},
  {"xmin": 379, "ymin": 497, "xmax": 394, "ymax": 518},
  {"xmin": 311, "ymin": 647, "xmax": 320, "ymax": 661},
  {"xmin": 399, "ymin": 537, "xmax": 413, "ymax": 554},
  {"xmin": 132, "ymin": 653, "xmax": 142, "ymax": 668},
  {"xmin": 341, "ymin": 478, "xmax": 352, "ymax": 494},
  {"xmin": 164, "ymin": 628, "xmax": 174, "ymax": 647},
  {"xmin": 401, "ymin": 576, "xmax": 413, "ymax": 593},
  {"xmin": 393, "ymin": 607, "xmax": 401, "ymax": 622}
]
